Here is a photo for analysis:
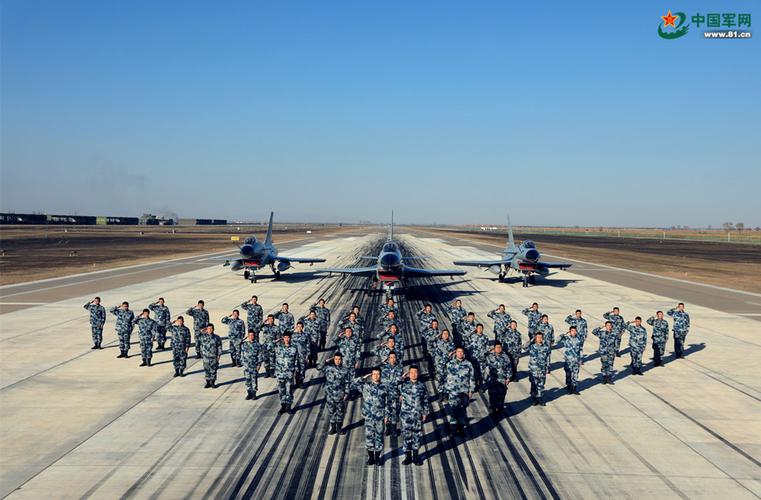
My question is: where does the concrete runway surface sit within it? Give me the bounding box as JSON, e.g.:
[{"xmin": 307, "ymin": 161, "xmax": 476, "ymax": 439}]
[{"xmin": 0, "ymin": 233, "xmax": 759, "ymax": 499}]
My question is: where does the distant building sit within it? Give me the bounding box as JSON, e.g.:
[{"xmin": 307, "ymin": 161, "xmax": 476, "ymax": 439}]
[{"xmin": 139, "ymin": 213, "xmax": 176, "ymax": 226}]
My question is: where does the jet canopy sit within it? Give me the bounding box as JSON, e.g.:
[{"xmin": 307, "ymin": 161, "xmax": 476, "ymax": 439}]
[
  {"xmin": 244, "ymin": 237, "xmax": 258, "ymax": 245},
  {"xmin": 523, "ymin": 240, "xmax": 536, "ymax": 248},
  {"xmin": 382, "ymin": 242, "xmax": 398, "ymax": 253}
]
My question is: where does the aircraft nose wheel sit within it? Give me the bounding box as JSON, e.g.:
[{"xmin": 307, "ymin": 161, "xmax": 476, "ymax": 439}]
[
  {"xmin": 244, "ymin": 270, "xmax": 250, "ymax": 280},
  {"xmin": 274, "ymin": 270, "xmax": 281, "ymax": 280},
  {"xmin": 522, "ymin": 275, "xmax": 529, "ymax": 287}
]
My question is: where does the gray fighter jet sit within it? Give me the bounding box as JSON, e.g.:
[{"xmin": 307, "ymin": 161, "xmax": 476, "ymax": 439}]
[
  {"xmin": 318, "ymin": 213, "xmax": 465, "ymax": 295},
  {"xmin": 223, "ymin": 212, "xmax": 325, "ymax": 283},
  {"xmin": 453, "ymin": 217, "xmax": 571, "ymax": 287}
]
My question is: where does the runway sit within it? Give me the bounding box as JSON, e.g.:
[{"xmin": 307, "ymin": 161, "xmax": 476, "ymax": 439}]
[{"xmin": 0, "ymin": 233, "xmax": 759, "ymax": 499}]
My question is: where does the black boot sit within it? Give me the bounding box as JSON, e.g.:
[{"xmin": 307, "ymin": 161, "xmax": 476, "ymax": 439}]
[
  {"xmin": 288, "ymin": 404, "xmax": 294, "ymax": 414},
  {"xmin": 147, "ymin": 359, "xmax": 152, "ymax": 367},
  {"xmin": 375, "ymin": 451, "xmax": 383, "ymax": 465},
  {"xmin": 211, "ymin": 380, "xmax": 217, "ymax": 389},
  {"xmin": 602, "ymin": 376, "xmax": 608, "ymax": 385},
  {"xmin": 245, "ymin": 391, "xmax": 252, "ymax": 400},
  {"xmin": 573, "ymin": 386, "xmax": 580, "ymax": 395},
  {"xmin": 174, "ymin": 369, "xmax": 179, "ymax": 377},
  {"xmin": 402, "ymin": 451, "xmax": 413, "ymax": 465},
  {"xmin": 340, "ymin": 424, "xmax": 346, "ymax": 435},
  {"xmin": 539, "ymin": 395, "xmax": 546, "ymax": 406},
  {"xmin": 117, "ymin": 350, "xmax": 125, "ymax": 359},
  {"xmin": 532, "ymin": 396, "xmax": 540, "ymax": 405},
  {"xmin": 414, "ymin": 450, "xmax": 422, "ymax": 466},
  {"xmin": 608, "ymin": 376, "xmax": 615, "ymax": 385},
  {"xmin": 180, "ymin": 369, "xmax": 185, "ymax": 377},
  {"xmin": 204, "ymin": 381, "xmax": 211, "ymax": 388},
  {"xmin": 251, "ymin": 392, "xmax": 257, "ymax": 400},
  {"xmin": 367, "ymin": 450, "xmax": 375, "ymax": 466},
  {"xmin": 278, "ymin": 404, "xmax": 287, "ymax": 415},
  {"xmin": 140, "ymin": 359, "xmax": 147, "ymax": 367},
  {"xmin": 566, "ymin": 385, "xmax": 572, "ymax": 394},
  {"xmin": 124, "ymin": 352, "xmax": 129, "ymax": 359},
  {"xmin": 328, "ymin": 423, "xmax": 337, "ymax": 435},
  {"xmin": 91, "ymin": 344, "xmax": 98, "ymax": 350}
]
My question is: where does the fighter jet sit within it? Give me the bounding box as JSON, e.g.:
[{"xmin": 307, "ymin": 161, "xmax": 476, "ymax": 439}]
[
  {"xmin": 453, "ymin": 217, "xmax": 571, "ymax": 287},
  {"xmin": 223, "ymin": 212, "xmax": 325, "ymax": 283},
  {"xmin": 318, "ymin": 213, "xmax": 465, "ymax": 295}
]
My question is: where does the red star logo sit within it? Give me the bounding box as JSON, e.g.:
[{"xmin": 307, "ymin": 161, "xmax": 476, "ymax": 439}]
[{"xmin": 662, "ymin": 10, "xmax": 677, "ymax": 27}]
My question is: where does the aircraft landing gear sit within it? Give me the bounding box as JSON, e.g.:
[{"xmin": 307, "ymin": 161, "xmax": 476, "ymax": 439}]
[
  {"xmin": 529, "ymin": 275, "xmax": 536, "ymax": 285},
  {"xmin": 274, "ymin": 270, "xmax": 281, "ymax": 280},
  {"xmin": 522, "ymin": 275, "xmax": 529, "ymax": 287},
  {"xmin": 498, "ymin": 272, "xmax": 505, "ymax": 283}
]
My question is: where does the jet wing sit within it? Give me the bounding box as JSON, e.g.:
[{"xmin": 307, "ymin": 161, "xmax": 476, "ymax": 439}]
[
  {"xmin": 317, "ymin": 266, "xmax": 377, "ymax": 276},
  {"xmin": 402, "ymin": 266, "xmax": 466, "ymax": 278},
  {"xmin": 278, "ymin": 256, "xmax": 326, "ymax": 264},
  {"xmin": 452, "ymin": 259, "xmax": 512, "ymax": 267}
]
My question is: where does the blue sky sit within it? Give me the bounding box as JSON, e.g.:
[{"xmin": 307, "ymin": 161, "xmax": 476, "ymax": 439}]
[{"xmin": 1, "ymin": 1, "xmax": 759, "ymax": 226}]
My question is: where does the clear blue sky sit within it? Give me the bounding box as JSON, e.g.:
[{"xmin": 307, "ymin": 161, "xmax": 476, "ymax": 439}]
[{"xmin": 1, "ymin": 1, "xmax": 759, "ymax": 226}]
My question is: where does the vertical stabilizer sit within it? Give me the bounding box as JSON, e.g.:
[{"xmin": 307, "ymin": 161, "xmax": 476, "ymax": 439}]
[
  {"xmin": 265, "ymin": 211, "xmax": 274, "ymax": 246},
  {"xmin": 390, "ymin": 210, "xmax": 395, "ymax": 240},
  {"xmin": 507, "ymin": 215, "xmax": 515, "ymax": 249}
]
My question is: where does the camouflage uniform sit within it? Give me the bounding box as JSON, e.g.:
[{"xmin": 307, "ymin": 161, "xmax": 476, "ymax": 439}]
[
  {"xmin": 261, "ymin": 323, "xmax": 280, "ymax": 376},
  {"xmin": 444, "ymin": 357, "xmax": 475, "ymax": 426},
  {"xmin": 555, "ymin": 334, "xmax": 582, "ymax": 390},
  {"xmin": 169, "ymin": 324, "xmax": 191, "ymax": 372},
  {"xmin": 221, "ymin": 316, "xmax": 246, "ymax": 365},
  {"xmin": 320, "ymin": 362, "xmax": 350, "ymax": 426},
  {"xmin": 603, "ymin": 311, "xmax": 626, "ymax": 355},
  {"xmin": 667, "ymin": 308, "xmax": 690, "ymax": 358},
  {"xmin": 415, "ymin": 309, "xmax": 436, "ymax": 331},
  {"xmin": 198, "ymin": 330, "xmax": 223, "ymax": 384},
  {"xmin": 378, "ymin": 303, "xmax": 399, "ymax": 317},
  {"xmin": 501, "ymin": 326, "xmax": 522, "ymax": 381},
  {"xmin": 421, "ymin": 326, "xmax": 440, "ymax": 357},
  {"xmin": 84, "ymin": 302, "xmax": 106, "ymax": 346},
  {"xmin": 291, "ymin": 330, "xmax": 310, "ymax": 383},
  {"xmin": 469, "ymin": 332, "xmax": 489, "ymax": 388},
  {"xmin": 241, "ymin": 338, "xmax": 262, "ymax": 396},
  {"xmin": 240, "ymin": 302, "xmax": 264, "ymax": 333},
  {"xmin": 148, "ymin": 302, "xmax": 170, "ymax": 347},
  {"xmin": 625, "ymin": 323, "xmax": 648, "ymax": 373},
  {"xmin": 522, "ymin": 308, "xmax": 542, "ymax": 339},
  {"xmin": 487, "ymin": 310, "xmax": 513, "ymax": 340},
  {"xmin": 382, "ymin": 363, "xmax": 403, "ymax": 430},
  {"xmin": 312, "ymin": 304, "xmax": 331, "ymax": 349},
  {"xmin": 274, "ymin": 311, "xmax": 295, "ymax": 334},
  {"xmin": 399, "ymin": 380, "xmax": 431, "ymax": 453},
  {"xmin": 485, "ymin": 351, "xmax": 512, "ymax": 412},
  {"xmin": 378, "ymin": 316, "xmax": 399, "ymax": 333},
  {"xmin": 109, "ymin": 307, "xmax": 135, "ymax": 355},
  {"xmin": 446, "ymin": 304, "xmax": 467, "ymax": 344},
  {"xmin": 300, "ymin": 315, "xmax": 321, "ymax": 366},
  {"xmin": 432, "ymin": 336, "xmax": 455, "ymax": 388},
  {"xmin": 592, "ymin": 327, "xmax": 617, "ymax": 379},
  {"xmin": 536, "ymin": 323, "xmax": 555, "ymax": 369},
  {"xmin": 526, "ymin": 342, "xmax": 550, "ymax": 400},
  {"xmin": 647, "ymin": 316, "xmax": 669, "ymax": 365},
  {"xmin": 337, "ymin": 334, "xmax": 362, "ymax": 380},
  {"xmin": 185, "ymin": 307, "xmax": 210, "ymax": 358},
  {"xmin": 275, "ymin": 343, "xmax": 298, "ymax": 405},
  {"xmin": 373, "ymin": 343, "xmax": 397, "ymax": 364},
  {"xmin": 459, "ymin": 319, "xmax": 477, "ymax": 353},
  {"xmin": 351, "ymin": 377, "xmax": 388, "ymax": 452},
  {"xmin": 564, "ymin": 315, "xmax": 588, "ymax": 359},
  {"xmin": 338, "ymin": 319, "xmax": 364, "ymax": 341},
  {"xmin": 134, "ymin": 316, "xmax": 158, "ymax": 363}
]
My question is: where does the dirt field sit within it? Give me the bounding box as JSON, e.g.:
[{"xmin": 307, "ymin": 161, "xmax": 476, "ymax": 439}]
[
  {"xmin": 415, "ymin": 228, "xmax": 761, "ymax": 294},
  {"xmin": 0, "ymin": 225, "xmax": 355, "ymax": 285}
]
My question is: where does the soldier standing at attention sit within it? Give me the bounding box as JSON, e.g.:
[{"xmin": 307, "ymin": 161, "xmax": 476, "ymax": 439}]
[
  {"xmin": 445, "ymin": 346, "xmax": 475, "ymax": 436},
  {"xmin": 485, "ymin": 342, "xmax": 512, "ymax": 414},
  {"xmin": 84, "ymin": 297, "xmax": 106, "ymax": 349},
  {"xmin": 186, "ymin": 300, "xmax": 209, "ymax": 359},
  {"xmin": 169, "ymin": 316, "xmax": 191, "ymax": 377},
  {"xmin": 522, "ymin": 302, "xmax": 542, "ymax": 340},
  {"xmin": 337, "ymin": 327, "xmax": 362, "ymax": 381},
  {"xmin": 240, "ymin": 295, "xmax": 264, "ymax": 333},
  {"xmin": 381, "ymin": 352, "xmax": 403, "ymax": 436},
  {"xmin": 469, "ymin": 323, "xmax": 489, "ymax": 391},
  {"xmin": 199, "ymin": 324, "xmax": 222, "ymax": 388},
  {"xmin": 446, "ymin": 299, "xmax": 466, "ymax": 344},
  {"xmin": 459, "ymin": 312, "xmax": 478, "ymax": 354},
  {"xmin": 299, "ymin": 309, "xmax": 321, "ymax": 368},
  {"xmin": 399, "ymin": 366, "xmax": 430, "ymax": 466},
  {"xmin": 433, "ymin": 329, "xmax": 455, "ymax": 390},
  {"xmin": 275, "ymin": 332, "xmax": 298, "ymax": 414},
  {"xmin": 415, "ymin": 304, "xmax": 436, "ymax": 331},
  {"xmin": 352, "ymin": 367, "xmax": 389, "ymax": 466},
  {"xmin": 502, "ymin": 320, "xmax": 522, "ymax": 381},
  {"xmin": 135, "ymin": 309, "xmax": 158, "ymax": 367},
  {"xmin": 221, "ymin": 309, "xmax": 246, "ymax": 367},
  {"xmin": 555, "ymin": 326, "xmax": 582, "ymax": 394},
  {"xmin": 241, "ymin": 329, "xmax": 262, "ymax": 400},
  {"xmin": 526, "ymin": 331, "xmax": 550, "ymax": 406},
  {"xmin": 487, "ymin": 304, "xmax": 512, "ymax": 342},
  {"xmin": 625, "ymin": 317, "xmax": 648, "ymax": 375},
  {"xmin": 338, "ymin": 312, "xmax": 364, "ymax": 341},
  {"xmin": 564, "ymin": 309, "xmax": 588, "ymax": 363},
  {"xmin": 320, "ymin": 352, "xmax": 351, "ymax": 435},
  {"xmin": 312, "ymin": 298, "xmax": 331, "ymax": 350},
  {"xmin": 422, "ymin": 319, "xmax": 441, "ymax": 371},
  {"xmin": 291, "ymin": 322, "xmax": 310, "ymax": 387},
  {"xmin": 148, "ymin": 297, "xmax": 170, "ymax": 350},
  {"xmin": 536, "ymin": 315, "xmax": 555, "ymax": 372},
  {"xmin": 110, "ymin": 301, "xmax": 135, "ymax": 359},
  {"xmin": 668, "ymin": 303, "xmax": 691, "ymax": 358},
  {"xmin": 603, "ymin": 307, "xmax": 626, "ymax": 357},
  {"xmin": 261, "ymin": 314, "xmax": 279, "ymax": 377},
  {"xmin": 647, "ymin": 311, "xmax": 669, "ymax": 366},
  {"xmin": 274, "ymin": 303, "xmax": 295, "ymax": 334},
  {"xmin": 592, "ymin": 321, "xmax": 617, "ymax": 384},
  {"xmin": 378, "ymin": 297, "xmax": 398, "ymax": 317},
  {"xmin": 378, "ymin": 310, "xmax": 400, "ymax": 332}
]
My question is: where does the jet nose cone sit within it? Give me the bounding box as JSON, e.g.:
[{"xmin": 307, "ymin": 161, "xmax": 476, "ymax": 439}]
[
  {"xmin": 525, "ymin": 249, "xmax": 540, "ymax": 261},
  {"xmin": 380, "ymin": 253, "xmax": 400, "ymax": 269}
]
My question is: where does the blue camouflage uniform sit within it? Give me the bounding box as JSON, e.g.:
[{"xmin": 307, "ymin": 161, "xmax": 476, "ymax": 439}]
[
  {"xmin": 260, "ymin": 323, "xmax": 280, "ymax": 376},
  {"xmin": 500, "ymin": 326, "xmax": 522, "ymax": 380},
  {"xmin": 351, "ymin": 377, "xmax": 389, "ymax": 452},
  {"xmin": 198, "ymin": 331, "xmax": 223, "ymax": 383},
  {"xmin": 338, "ymin": 319, "xmax": 364, "ymax": 341},
  {"xmin": 485, "ymin": 350, "xmax": 512, "ymax": 411},
  {"xmin": 444, "ymin": 357, "xmax": 475, "ymax": 426},
  {"xmin": 240, "ymin": 301, "xmax": 264, "ymax": 333},
  {"xmin": 338, "ymin": 334, "xmax": 362, "ymax": 380},
  {"xmin": 565, "ymin": 315, "xmax": 588, "ymax": 359},
  {"xmin": 185, "ymin": 307, "xmax": 210, "ymax": 358},
  {"xmin": 109, "ymin": 307, "xmax": 136, "ymax": 354},
  {"xmin": 312, "ymin": 304, "xmax": 331, "ymax": 349},
  {"xmin": 592, "ymin": 326, "xmax": 617, "ymax": 379},
  {"xmin": 381, "ymin": 362, "xmax": 404, "ymax": 429},
  {"xmin": 169, "ymin": 324, "xmax": 191, "ymax": 372},
  {"xmin": 459, "ymin": 319, "xmax": 477, "ymax": 353},
  {"xmin": 446, "ymin": 304, "xmax": 467, "ymax": 344},
  {"xmin": 667, "ymin": 308, "xmax": 690, "ymax": 357},
  {"xmin": 320, "ymin": 361, "xmax": 351, "ymax": 425},
  {"xmin": 274, "ymin": 311, "xmax": 295, "ymax": 334},
  {"xmin": 275, "ymin": 343, "xmax": 298, "ymax": 405},
  {"xmin": 134, "ymin": 316, "xmax": 158, "ymax": 363},
  {"xmin": 221, "ymin": 316, "xmax": 246, "ymax": 366},
  {"xmin": 555, "ymin": 334, "xmax": 582, "ymax": 390},
  {"xmin": 433, "ymin": 336, "xmax": 455, "ymax": 388},
  {"xmin": 300, "ymin": 315, "xmax": 321, "ymax": 365},
  {"xmin": 603, "ymin": 311, "xmax": 626, "ymax": 355},
  {"xmin": 522, "ymin": 308, "xmax": 542, "ymax": 339},
  {"xmin": 469, "ymin": 332, "xmax": 489, "ymax": 388},
  {"xmin": 415, "ymin": 309, "xmax": 436, "ymax": 331},
  {"xmin": 647, "ymin": 316, "xmax": 669, "ymax": 365},
  {"xmin": 487, "ymin": 310, "xmax": 513, "ymax": 340},
  {"xmin": 526, "ymin": 342, "xmax": 550, "ymax": 399},
  {"xmin": 625, "ymin": 322, "xmax": 648, "ymax": 372},
  {"xmin": 399, "ymin": 380, "xmax": 431, "ymax": 453},
  {"xmin": 84, "ymin": 302, "xmax": 106, "ymax": 346},
  {"xmin": 241, "ymin": 338, "xmax": 262, "ymax": 396},
  {"xmin": 536, "ymin": 322, "xmax": 555, "ymax": 369},
  {"xmin": 291, "ymin": 329, "xmax": 310, "ymax": 383},
  {"xmin": 148, "ymin": 302, "xmax": 171, "ymax": 347}
]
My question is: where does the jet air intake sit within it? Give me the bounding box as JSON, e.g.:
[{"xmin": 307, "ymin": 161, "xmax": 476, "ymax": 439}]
[
  {"xmin": 240, "ymin": 244, "xmax": 255, "ymax": 257},
  {"xmin": 525, "ymin": 249, "xmax": 540, "ymax": 261}
]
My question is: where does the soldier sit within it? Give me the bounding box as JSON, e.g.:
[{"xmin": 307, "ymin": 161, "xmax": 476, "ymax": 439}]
[
  {"xmin": 378, "ymin": 310, "xmax": 399, "ymax": 332},
  {"xmin": 373, "ymin": 336, "xmax": 399, "ymax": 364},
  {"xmin": 274, "ymin": 303, "xmax": 295, "ymax": 333},
  {"xmin": 291, "ymin": 322, "xmax": 310, "ymax": 387},
  {"xmin": 299, "ymin": 310, "xmax": 321, "ymax": 367},
  {"xmin": 421, "ymin": 319, "xmax": 441, "ymax": 370},
  {"xmin": 459, "ymin": 312, "xmax": 477, "ymax": 353},
  {"xmin": 536, "ymin": 315, "xmax": 555, "ymax": 372},
  {"xmin": 240, "ymin": 295, "xmax": 264, "ymax": 333},
  {"xmin": 378, "ymin": 297, "xmax": 398, "ymax": 317},
  {"xmin": 565, "ymin": 310, "xmax": 588, "ymax": 364},
  {"xmin": 525, "ymin": 331, "xmax": 550, "ymax": 406},
  {"xmin": 312, "ymin": 298, "xmax": 331, "ymax": 350},
  {"xmin": 84, "ymin": 297, "xmax": 106, "ymax": 349},
  {"xmin": 351, "ymin": 367, "xmax": 388, "ymax": 466},
  {"xmin": 382, "ymin": 352, "xmax": 403, "ymax": 436},
  {"xmin": 198, "ymin": 323, "xmax": 223, "ymax": 388},
  {"xmin": 169, "ymin": 316, "xmax": 191, "ymax": 377},
  {"xmin": 647, "ymin": 311, "xmax": 669, "ymax": 366},
  {"xmin": 445, "ymin": 346, "xmax": 475, "ymax": 436},
  {"xmin": 378, "ymin": 323, "xmax": 405, "ymax": 356},
  {"xmin": 148, "ymin": 297, "xmax": 171, "ymax": 350},
  {"xmin": 521, "ymin": 302, "xmax": 542, "ymax": 340},
  {"xmin": 555, "ymin": 326, "xmax": 582, "ymax": 394},
  {"xmin": 502, "ymin": 320, "xmax": 522, "ymax": 381},
  {"xmin": 399, "ymin": 366, "xmax": 430, "ymax": 466},
  {"xmin": 260, "ymin": 314, "xmax": 280, "ymax": 377},
  {"xmin": 603, "ymin": 307, "xmax": 626, "ymax": 357},
  {"xmin": 241, "ymin": 329, "xmax": 262, "ymax": 400},
  {"xmin": 667, "ymin": 303, "xmax": 691, "ymax": 358},
  {"xmin": 625, "ymin": 317, "xmax": 648, "ymax": 375},
  {"xmin": 592, "ymin": 321, "xmax": 617, "ymax": 384},
  {"xmin": 275, "ymin": 332, "xmax": 299, "ymax": 414},
  {"xmin": 469, "ymin": 323, "xmax": 489, "ymax": 391},
  {"xmin": 337, "ymin": 327, "xmax": 361, "ymax": 381},
  {"xmin": 221, "ymin": 309, "xmax": 246, "ymax": 367},
  {"xmin": 429, "ymin": 328, "xmax": 453, "ymax": 387},
  {"xmin": 446, "ymin": 299, "xmax": 466, "ymax": 344},
  {"xmin": 134, "ymin": 309, "xmax": 158, "ymax": 366},
  {"xmin": 320, "ymin": 352, "xmax": 351, "ymax": 434},
  {"xmin": 350, "ymin": 305, "xmax": 365, "ymax": 328},
  {"xmin": 415, "ymin": 304, "xmax": 436, "ymax": 331},
  {"xmin": 487, "ymin": 304, "xmax": 512, "ymax": 341},
  {"xmin": 485, "ymin": 342, "xmax": 512, "ymax": 414},
  {"xmin": 338, "ymin": 312, "xmax": 363, "ymax": 342},
  {"xmin": 109, "ymin": 301, "xmax": 135, "ymax": 359},
  {"xmin": 186, "ymin": 300, "xmax": 210, "ymax": 359}
]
